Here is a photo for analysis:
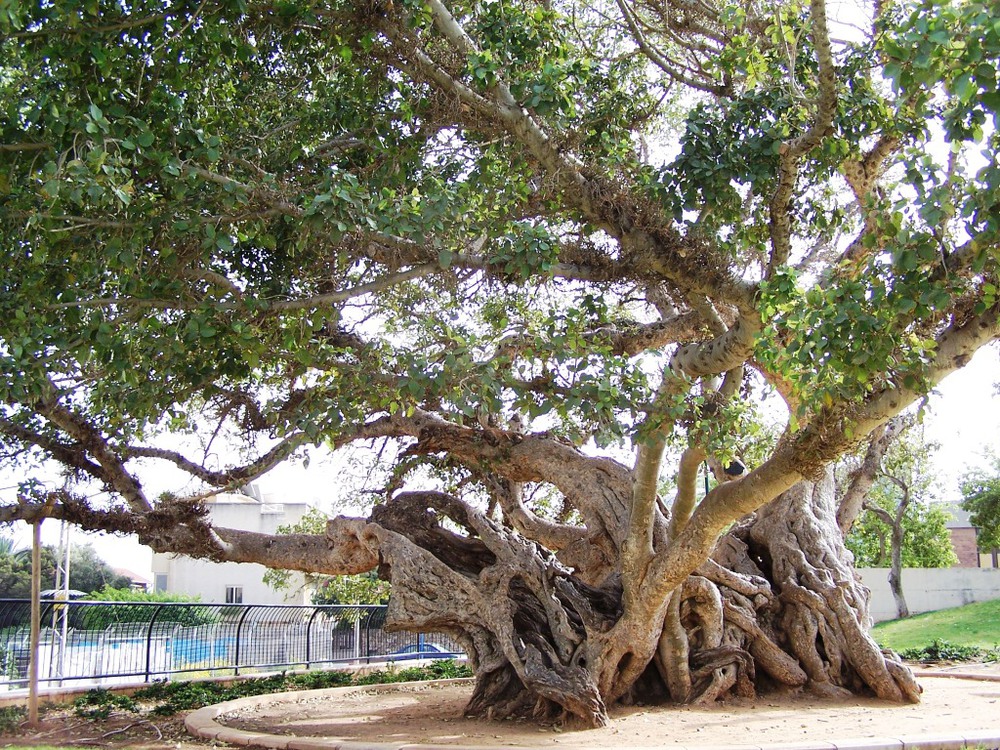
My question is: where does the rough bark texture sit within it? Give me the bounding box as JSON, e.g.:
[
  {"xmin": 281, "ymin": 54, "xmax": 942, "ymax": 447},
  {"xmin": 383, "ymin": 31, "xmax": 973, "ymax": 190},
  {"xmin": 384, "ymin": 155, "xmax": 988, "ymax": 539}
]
[
  {"xmin": 315, "ymin": 459, "xmax": 920, "ymax": 727},
  {"xmin": 743, "ymin": 468, "xmax": 920, "ymax": 702}
]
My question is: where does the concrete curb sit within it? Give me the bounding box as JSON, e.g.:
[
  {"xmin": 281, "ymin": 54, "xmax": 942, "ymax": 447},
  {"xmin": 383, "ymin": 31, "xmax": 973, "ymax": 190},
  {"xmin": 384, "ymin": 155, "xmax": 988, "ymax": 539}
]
[
  {"xmin": 184, "ymin": 675, "xmax": 1000, "ymax": 750},
  {"xmin": 911, "ymin": 669, "xmax": 1000, "ymax": 682}
]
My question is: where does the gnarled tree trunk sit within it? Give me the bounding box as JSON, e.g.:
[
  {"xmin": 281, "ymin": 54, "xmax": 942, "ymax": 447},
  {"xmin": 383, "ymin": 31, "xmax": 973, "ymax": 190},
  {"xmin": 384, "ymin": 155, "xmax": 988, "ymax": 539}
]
[
  {"xmin": 326, "ymin": 461, "xmax": 920, "ymax": 728},
  {"xmin": 742, "ymin": 468, "xmax": 919, "ymax": 701}
]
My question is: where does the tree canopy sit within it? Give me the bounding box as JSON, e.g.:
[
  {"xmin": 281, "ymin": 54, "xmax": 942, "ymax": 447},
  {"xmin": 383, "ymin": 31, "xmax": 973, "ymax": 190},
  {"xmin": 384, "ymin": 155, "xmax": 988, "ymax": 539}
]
[
  {"xmin": 1, "ymin": 0, "xmax": 998, "ymax": 727},
  {"xmin": 843, "ymin": 430, "xmax": 957, "ymax": 569},
  {"xmin": 0, "ymin": 536, "xmax": 131, "ymax": 598},
  {"xmin": 960, "ymin": 455, "xmax": 1000, "ymax": 551},
  {"xmin": 847, "ymin": 499, "xmax": 957, "ymax": 568}
]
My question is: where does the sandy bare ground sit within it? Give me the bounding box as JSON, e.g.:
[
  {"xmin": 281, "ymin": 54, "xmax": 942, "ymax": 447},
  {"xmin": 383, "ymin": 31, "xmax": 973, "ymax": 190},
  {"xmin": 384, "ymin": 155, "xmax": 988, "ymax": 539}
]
[{"xmin": 218, "ymin": 664, "xmax": 1000, "ymax": 748}]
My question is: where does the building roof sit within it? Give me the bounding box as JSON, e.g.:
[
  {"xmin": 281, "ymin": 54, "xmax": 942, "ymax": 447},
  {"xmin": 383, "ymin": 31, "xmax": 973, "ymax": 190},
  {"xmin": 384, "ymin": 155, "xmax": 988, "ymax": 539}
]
[
  {"xmin": 113, "ymin": 567, "xmax": 151, "ymax": 586},
  {"xmin": 938, "ymin": 502, "xmax": 975, "ymax": 529}
]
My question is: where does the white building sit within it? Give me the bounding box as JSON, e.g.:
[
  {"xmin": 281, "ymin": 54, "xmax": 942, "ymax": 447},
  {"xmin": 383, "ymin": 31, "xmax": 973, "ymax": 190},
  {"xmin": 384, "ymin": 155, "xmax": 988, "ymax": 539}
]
[{"xmin": 151, "ymin": 487, "xmax": 314, "ymax": 605}]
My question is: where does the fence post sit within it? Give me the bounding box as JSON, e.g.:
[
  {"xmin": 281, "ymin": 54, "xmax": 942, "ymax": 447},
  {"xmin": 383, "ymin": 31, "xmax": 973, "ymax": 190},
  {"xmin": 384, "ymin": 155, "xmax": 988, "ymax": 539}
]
[
  {"xmin": 28, "ymin": 519, "xmax": 43, "ymax": 724},
  {"xmin": 144, "ymin": 604, "xmax": 165, "ymax": 682},
  {"xmin": 363, "ymin": 606, "xmax": 378, "ymax": 663},
  {"xmin": 233, "ymin": 605, "xmax": 254, "ymax": 677},
  {"xmin": 95, "ymin": 627, "xmax": 108, "ymax": 687},
  {"xmin": 305, "ymin": 607, "xmax": 321, "ymax": 669},
  {"xmin": 353, "ymin": 611, "xmax": 360, "ymax": 660}
]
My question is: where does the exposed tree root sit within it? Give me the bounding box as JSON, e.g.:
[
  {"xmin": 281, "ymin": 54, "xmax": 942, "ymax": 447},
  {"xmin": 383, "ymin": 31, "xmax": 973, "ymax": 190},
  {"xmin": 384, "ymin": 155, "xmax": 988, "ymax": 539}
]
[
  {"xmin": 746, "ymin": 468, "xmax": 921, "ymax": 703},
  {"xmin": 322, "ymin": 469, "xmax": 919, "ymax": 727}
]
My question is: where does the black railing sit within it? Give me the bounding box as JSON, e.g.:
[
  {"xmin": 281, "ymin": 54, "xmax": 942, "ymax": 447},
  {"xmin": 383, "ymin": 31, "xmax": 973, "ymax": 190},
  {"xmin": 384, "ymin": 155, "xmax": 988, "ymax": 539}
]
[{"xmin": 0, "ymin": 600, "xmax": 462, "ymax": 691}]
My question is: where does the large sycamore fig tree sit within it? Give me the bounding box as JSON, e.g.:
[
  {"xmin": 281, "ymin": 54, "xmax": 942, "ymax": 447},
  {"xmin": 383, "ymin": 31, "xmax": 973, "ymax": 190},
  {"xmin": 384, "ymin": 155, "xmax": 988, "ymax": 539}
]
[{"xmin": 1, "ymin": 0, "xmax": 999, "ymax": 726}]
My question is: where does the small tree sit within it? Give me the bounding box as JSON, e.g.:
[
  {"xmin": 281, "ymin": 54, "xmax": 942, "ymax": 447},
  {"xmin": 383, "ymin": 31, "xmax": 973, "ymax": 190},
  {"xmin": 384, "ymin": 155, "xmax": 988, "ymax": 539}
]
[
  {"xmin": 844, "ymin": 430, "xmax": 956, "ymax": 619},
  {"xmin": 960, "ymin": 456, "xmax": 1000, "ymax": 553},
  {"xmin": 847, "ymin": 502, "xmax": 957, "ymax": 569},
  {"xmin": 67, "ymin": 543, "xmax": 134, "ymax": 595}
]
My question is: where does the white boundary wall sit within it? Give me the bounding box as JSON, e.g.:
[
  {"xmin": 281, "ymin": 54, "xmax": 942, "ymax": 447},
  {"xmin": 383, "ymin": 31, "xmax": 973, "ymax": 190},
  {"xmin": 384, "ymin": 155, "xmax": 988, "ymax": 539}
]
[{"xmin": 857, "ymin": 567, "xmax": 1000, "ymax": 623}]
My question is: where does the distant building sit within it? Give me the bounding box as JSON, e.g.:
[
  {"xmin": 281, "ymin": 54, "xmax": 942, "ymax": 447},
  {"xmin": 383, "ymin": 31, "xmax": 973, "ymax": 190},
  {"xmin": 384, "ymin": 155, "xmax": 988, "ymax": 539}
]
[
  {"xmin": 943, "ymin": 504, "xmax": 1000, "ymax": 569},
  {"xmin": 112, "ymin": 567, "xmax": 151, "ymax": 591},
  {"xmin": 151, "ymin": 486, "xmax": 314, "ymax": 605}
]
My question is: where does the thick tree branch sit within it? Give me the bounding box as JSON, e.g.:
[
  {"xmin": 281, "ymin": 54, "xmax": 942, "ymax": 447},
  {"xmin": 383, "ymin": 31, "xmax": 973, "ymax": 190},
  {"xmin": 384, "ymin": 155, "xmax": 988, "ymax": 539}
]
[
  {"xmin": 767, "ymin": 0, "xmax": 838, "ymax": 274},
  {"xmin": 0, "ymin": 142, "xmax": 50, "ymax": 152},
  {"xmin": 670, "ymin": 315, "xmax": 759, "ymax": 379},
  {"xmin": 532, "ymin": 311, "xmax": 712, "ymax": 359},
  {"xmin": 30, "ymin": 385, "xmax": 153, "ymax": 513},
  {"xmin": 397, "ymin": 409, "xmax": 633, "ymax": 549},
  {"xmin": 837, "ymin": 415, "xmax": 912, "ymax": 533},
  {"xmin": 123, "ymin": 437, "xmax": 305, "ymax": 488},
  {"xmin": 0, "ymin": 419, "xmax": 105, "ymax": 480},
  {"xmin": 669, "ymin": 447, "xmax": 707, "ymax": 540},
  {"xmin": 0, "ymin": 495, "xmax": 376, "ymax": 575},
  {"xmin": 487, "ymin": 478, "xmax": 586, "ymax": 552}
]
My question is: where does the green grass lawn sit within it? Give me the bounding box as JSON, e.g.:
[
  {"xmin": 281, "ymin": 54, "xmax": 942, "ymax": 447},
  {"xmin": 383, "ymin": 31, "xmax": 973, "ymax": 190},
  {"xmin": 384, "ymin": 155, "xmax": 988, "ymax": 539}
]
[{"xmin": 872, "ymin": 598, "xmax": 1000, "ymax": 652}]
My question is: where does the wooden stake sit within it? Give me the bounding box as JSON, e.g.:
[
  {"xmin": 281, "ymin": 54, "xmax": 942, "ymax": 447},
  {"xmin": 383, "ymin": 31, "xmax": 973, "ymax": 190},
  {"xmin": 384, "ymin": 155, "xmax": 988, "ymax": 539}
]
[{"xmin": 28, "ymin": 517, "xmax": 42, "ymax": 725}]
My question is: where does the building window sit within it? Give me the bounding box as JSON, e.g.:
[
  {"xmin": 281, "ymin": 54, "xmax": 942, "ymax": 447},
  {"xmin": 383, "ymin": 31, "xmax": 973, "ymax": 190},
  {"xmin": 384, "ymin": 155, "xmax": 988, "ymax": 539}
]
[
  {"xmin": 154, "ymin": 574, "xmax": 168, "ymax": 593},
  {"xmin": 225, "ymin": 586, "xmax": 243, "ymax": 604}
]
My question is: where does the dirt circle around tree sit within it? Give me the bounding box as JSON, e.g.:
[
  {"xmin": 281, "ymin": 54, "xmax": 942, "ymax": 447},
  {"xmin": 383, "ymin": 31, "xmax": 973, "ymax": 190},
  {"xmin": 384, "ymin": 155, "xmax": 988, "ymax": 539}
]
[{"xmin": 199, "ymin": 664, "xmax": 1000, "ymax": 749}]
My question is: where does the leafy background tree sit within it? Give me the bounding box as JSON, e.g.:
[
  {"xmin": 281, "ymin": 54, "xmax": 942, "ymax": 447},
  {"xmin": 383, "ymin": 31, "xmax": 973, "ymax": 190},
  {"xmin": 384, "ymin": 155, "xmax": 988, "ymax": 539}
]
[
  {"xmin": 0, "ymin": 536, "xmax": 51, "ymax": 599},
  {"xmin": 844, "ymin": 433, "xmax": 957, "ymax": 569},
  {"xmin": 847, "ymin": 501, "xmax": 957, "ymax": 569},
  {"xmin": 263, "ymin": 509, "xmax": 391, "ymax": 605},
  {"xmin": 0, "ymin": 535, "xmax": 131, "ymax": 598},
  {"xmin": 838, "ymin": 422, "xmax": 958, "ymax": 619},
  {"xmin": 960, "ymin": 454, "xmax": 1000, "ymax": 551}
]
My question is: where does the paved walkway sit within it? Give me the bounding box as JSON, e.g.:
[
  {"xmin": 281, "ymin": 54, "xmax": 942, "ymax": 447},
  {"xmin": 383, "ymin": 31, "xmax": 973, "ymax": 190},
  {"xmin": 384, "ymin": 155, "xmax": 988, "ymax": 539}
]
[{"xmin": 185, "ymin": 671, "xmax": 1000, "ymax": 750}]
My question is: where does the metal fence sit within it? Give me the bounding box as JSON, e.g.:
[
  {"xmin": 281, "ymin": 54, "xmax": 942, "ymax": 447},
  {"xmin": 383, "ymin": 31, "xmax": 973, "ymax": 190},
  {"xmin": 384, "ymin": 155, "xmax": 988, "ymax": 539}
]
[{"xmin": 0, "ymin": 599, "xmax": 462, "ymax": 692}]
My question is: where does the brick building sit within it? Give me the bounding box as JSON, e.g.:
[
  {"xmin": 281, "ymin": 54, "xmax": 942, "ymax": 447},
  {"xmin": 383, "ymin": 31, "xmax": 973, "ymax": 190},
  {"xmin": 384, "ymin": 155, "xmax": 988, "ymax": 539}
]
[{"xmin": 944, "ymin": 505, "xmax": 1000, "ymax": 568}]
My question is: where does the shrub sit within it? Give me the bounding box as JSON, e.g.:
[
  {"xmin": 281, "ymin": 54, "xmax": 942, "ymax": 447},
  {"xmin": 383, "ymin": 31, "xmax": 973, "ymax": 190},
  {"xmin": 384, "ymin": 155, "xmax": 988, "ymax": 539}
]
[
  {"xmin": 79, "ymin": 586, "xmax": 217, "ymax": 628},
  {"xmin": 287, "ymin": 670, "xmax": 354, "ymax": 690},
  {"xmin": 136, "ymin": 672, "xmax": 296, "ymax": 715},
  {"xmin": 134, "ymin": 660, "xmax": 471, "ymax": 715},
  {"xmin": 898, "ymin": 639, "xmax": 1000, "ymax": 662},
  {"xmin": 0, "ymin": 706, "xmax": 25, "ymax": 733},
  {"xmin": 73, "ymin": 689, "xmax": 139, "ymax": 719}
]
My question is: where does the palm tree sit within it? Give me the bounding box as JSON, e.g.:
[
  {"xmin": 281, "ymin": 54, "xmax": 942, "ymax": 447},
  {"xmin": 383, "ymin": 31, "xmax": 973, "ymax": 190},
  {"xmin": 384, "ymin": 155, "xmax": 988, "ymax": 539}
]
[{"xmin": 0, "ymin": 535, "xmax": 29, "ymax": 562}]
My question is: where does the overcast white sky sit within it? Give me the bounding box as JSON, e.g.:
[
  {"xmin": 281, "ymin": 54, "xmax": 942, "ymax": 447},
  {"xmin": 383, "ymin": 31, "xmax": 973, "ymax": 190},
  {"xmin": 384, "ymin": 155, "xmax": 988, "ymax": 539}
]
[{"xmin": 919, "ymin": 345, "xmax": 1000, "ymax": 494}]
